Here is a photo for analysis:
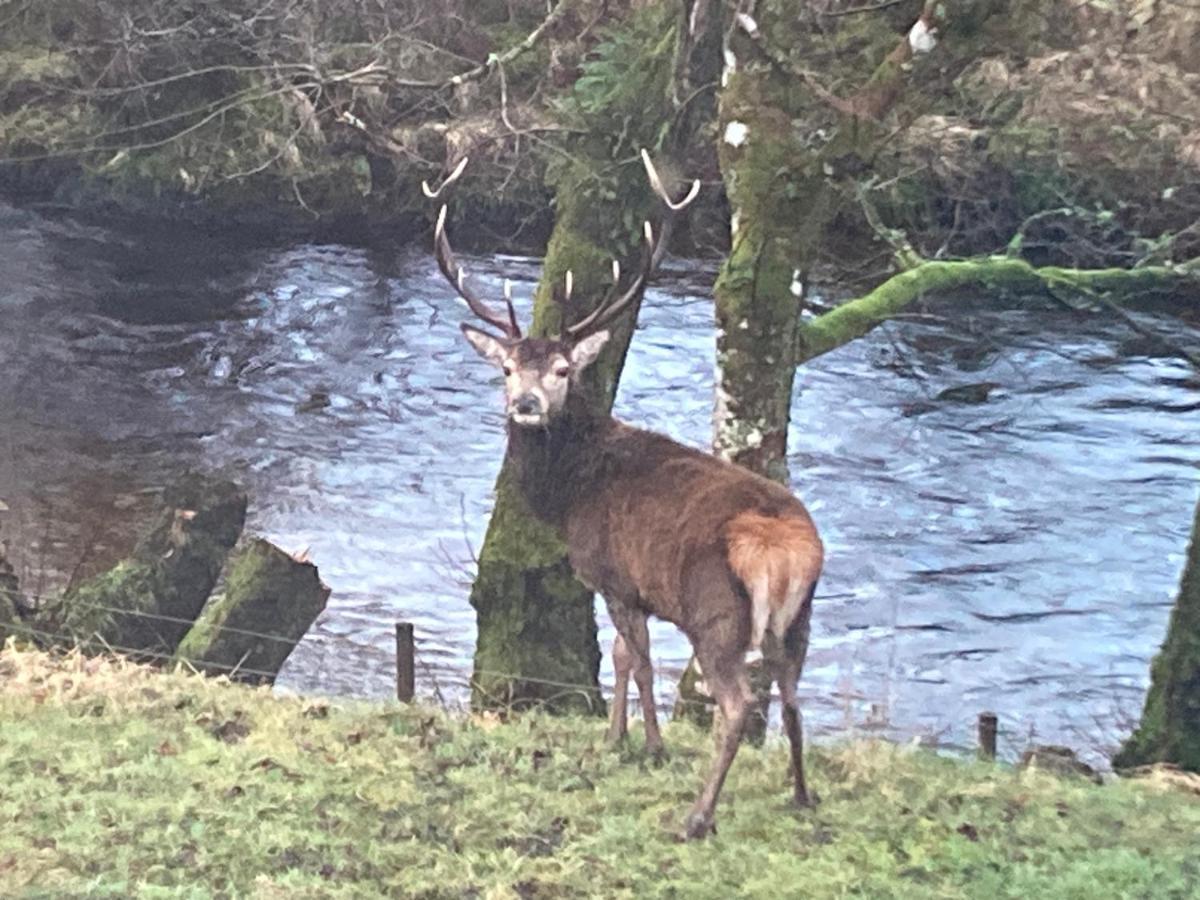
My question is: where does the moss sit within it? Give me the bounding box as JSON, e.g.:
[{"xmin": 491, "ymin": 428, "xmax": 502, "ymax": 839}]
[
  {"xmin": 56, "ymin": 560, "xmax": 160, "ymax": 650},
  {"xmin": 711, "ymin": 65, "xmax": 813, "ymax": 481},
  {"xmin": 0, "ymin": 48, "xmax": 77, "ymax": 83},
  {"xmin": 794, "ymin": 255, "xmax": 1200, "ymax": 366},
  {"xmin": 175, "ymin": 538, "xmax": 330, "ymax": 684},
  {"xmin": 1115, "ymin": 497, "xmax": 1200, "ymax": 772}
]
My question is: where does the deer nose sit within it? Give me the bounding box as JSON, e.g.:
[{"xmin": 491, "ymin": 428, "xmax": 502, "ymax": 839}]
[{"xmin": 514, "ymin": 393, "xmax": 541, "ymax": 416}]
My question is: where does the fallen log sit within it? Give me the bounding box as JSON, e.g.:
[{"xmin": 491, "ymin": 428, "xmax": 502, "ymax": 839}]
[
  {"xmin": 48, "ymin": 474, "xmax": 247, "ymax": 657},
  {"xmin": 175, "ymin": 538, "xmax": 330, "ymax": 685}
]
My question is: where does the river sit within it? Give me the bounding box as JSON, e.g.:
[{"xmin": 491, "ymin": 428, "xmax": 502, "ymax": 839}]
[{"xmin": 1, "ymin": 200, "xmax": 1197, "ymax": 764}]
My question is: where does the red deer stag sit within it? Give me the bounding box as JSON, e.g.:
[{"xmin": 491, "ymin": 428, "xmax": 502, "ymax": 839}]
[{"xmin": 428, "ymin": 152, "xmax": 823, "ymax": 839}]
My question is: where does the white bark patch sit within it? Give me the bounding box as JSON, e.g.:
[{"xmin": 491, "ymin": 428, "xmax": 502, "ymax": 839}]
[
  {"xmin": 714, "ymin": 373, "xmax": 734, "ymax": 462},
  {"xmin": 722, "ymin": 48, "xmax": 737, "ymax": 87},
  {"xmin": 736, "ymin": 13, "xmax": 760, "ymax": 37},
  {"xmin": 730, "ymin": 210, "xmax": 741, "ymax": 237},
  {"xmin": 724, "ymin": 120, "xmax": 749, "ymax": 147},
  {"xmin": 908, "ymin": 18, "xmax": 938, "ymax": 54},
  {"xmin": 790, "ymin": 269, "xmax": 804, "ymax": 298}
]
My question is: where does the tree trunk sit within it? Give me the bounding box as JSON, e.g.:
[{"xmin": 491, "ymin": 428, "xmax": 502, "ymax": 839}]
[
  {"xmin": 0, "ymin": 551, "xmax": 18, "ymax": 643},
  {"xmin": 469, "ymin": 184, "xmax": 651, "ymax": 715},
  {"xmin": 1114, "ymin": 495, "xmax": 1200, "ymax": 772},
  {"xmin": 467, "ymin": 1, "xmax": 702, "ymax": 714},
  {"xmin": 676, "ymin": 66, "xmax": 808, "ymax": 738},
  {"xmin": 175, "ymin": 538, "xmax": 330, "ymax": 685}
]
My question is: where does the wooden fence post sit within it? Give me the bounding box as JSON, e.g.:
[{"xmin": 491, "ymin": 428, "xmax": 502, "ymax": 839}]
[
  {"xmin": 978, "ymin": 711, "xmax": 998, "ymax": 761},
  {"xmin": 395, "ymin": 622, "xmax": 415, "ymax": 703}
]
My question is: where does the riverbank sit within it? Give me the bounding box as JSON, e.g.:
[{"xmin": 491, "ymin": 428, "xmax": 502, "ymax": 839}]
[
  {"xmin": 4, "ymin": 1, "xmax": 1196, "ymax": 266},
  {"xmin": 2, "ymin": 645, "xmax": 1198, "ymax": 898}
]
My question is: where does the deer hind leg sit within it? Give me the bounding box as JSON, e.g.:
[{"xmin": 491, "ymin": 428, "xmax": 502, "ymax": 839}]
[
  {"xmin": 684, "ymin": 635, "xmax": 752, "ymax": 840},
  {"xmin": 606, "ymin": 601, "xmax": 663, "ymax": 755},
  {"xmin": 774, "ymin": 592, "xmax": 816, "ymax": 808}
]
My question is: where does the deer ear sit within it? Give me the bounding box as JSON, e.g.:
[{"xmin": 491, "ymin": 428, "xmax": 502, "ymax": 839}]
[
  {"xmin": 461, "ymin": 323, "xmax": 508, "ymax": 367},
  {"xmin": 570, "ymin": 330, "xmax": 610, "ymax": 372}
]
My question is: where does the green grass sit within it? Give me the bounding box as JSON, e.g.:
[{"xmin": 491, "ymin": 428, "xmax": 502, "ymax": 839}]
[{"xmin": 2, "ymin": 647, "xmax": 1198, "ymax": 899}]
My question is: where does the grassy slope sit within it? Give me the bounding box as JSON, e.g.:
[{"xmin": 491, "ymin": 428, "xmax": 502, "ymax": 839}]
[{"xmin": 1, "ymin": 648, "xmax": 1198, "ymax": 899}]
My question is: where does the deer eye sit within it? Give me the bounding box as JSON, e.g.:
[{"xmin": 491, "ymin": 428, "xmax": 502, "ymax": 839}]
[
  {"xmin": 554, "ymin": 364, "xmax": 570, "ymax": 379},
  {"xmin": 502, "ymin": 362, "xmax": 515, "ymax": 377}
]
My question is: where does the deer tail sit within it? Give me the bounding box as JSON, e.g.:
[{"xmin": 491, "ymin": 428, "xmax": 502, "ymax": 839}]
[{"xmin": 725, "ymin": 511, "xmax": 823, "ymax": 652}]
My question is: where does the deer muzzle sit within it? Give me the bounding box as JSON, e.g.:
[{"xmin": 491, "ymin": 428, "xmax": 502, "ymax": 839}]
[{"xmin": 509, "ymin": 392, "xmax": 547, "ymax": 427}]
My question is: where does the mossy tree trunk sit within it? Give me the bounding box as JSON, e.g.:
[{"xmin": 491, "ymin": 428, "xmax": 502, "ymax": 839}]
[
  {"xmin": 678, "ymin": 0, "xmax": 968, "ymax": 732},
  {"xmin": 467, "ymin": 1, "xmax": 703, "ymax": 714},
  {"xmin": 468, "ymin": 182, "xmax": 656, "ymax": 715},
  {"xmin": 1114, "ymin": 495, "xmax": 1200, "ymax": 773},
  {"xmin": 713, "ymin": 0, "xmax": 986, "ymax": 477},
  {"xmin": 0, "ymin": 551, "xmax": 18, "ymax": 643}
]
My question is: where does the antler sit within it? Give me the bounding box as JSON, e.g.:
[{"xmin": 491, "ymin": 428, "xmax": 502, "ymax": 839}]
[
  {"xmin": 562, "ymin": 150, "xmax": 701, "ymax": 339},
  {"xmin": 433, "ymin": 204, "xmax": 522, "ymax": 338},
  {"xmin": 422, "ymin": 156, "xmax": 469, "ymax": 200}
]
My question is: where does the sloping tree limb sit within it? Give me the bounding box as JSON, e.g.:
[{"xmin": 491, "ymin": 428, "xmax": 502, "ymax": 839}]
[{"xmin": 795, "ymin": 255, "xmax": 1200, "ymax": 365}]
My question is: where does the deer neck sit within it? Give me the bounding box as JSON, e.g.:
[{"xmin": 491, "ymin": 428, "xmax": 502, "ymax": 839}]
[{"xmin": 505, "ymin": 395, "xmax": 610, "ymax": 525}]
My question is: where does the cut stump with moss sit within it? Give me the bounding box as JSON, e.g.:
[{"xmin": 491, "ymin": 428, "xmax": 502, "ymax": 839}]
[
  {"xmin": 48, "ymin": 475, "xmax": 247, "ymax": 657},
  {"xmin": 176, "ymin": 537, "xmax": 330, "ymax": 684}
]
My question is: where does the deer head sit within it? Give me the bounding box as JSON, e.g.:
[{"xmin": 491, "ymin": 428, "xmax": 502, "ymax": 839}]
[{"xmin": 429, "ymin": 150, "xmax": 699, "ymax": 429}]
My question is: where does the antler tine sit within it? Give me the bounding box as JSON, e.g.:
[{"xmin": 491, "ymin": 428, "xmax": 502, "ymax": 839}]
[
  {"xmin": 561, "ymin": 151, "xmax": 699, "ymax": 338},
  {"xmin": 422, "ymin": 156, "xmax": 469, "ymax": 200},
  {"xmin": 434, "ymin": 205, "xmax": 521, "ymax": 338},
  {"xmin": 565, "ymin": 221, "xmax": 659, "ymax": 338},
  {"xmin": 502, "ymin": 280, "xmax": 521, "ymax": 337},
  {"xmin": 640, "ymin": 148, "xmax": 701, "ymax": 212}
]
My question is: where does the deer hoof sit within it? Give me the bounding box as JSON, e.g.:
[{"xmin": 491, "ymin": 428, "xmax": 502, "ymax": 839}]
[{"xmin": 683, "ymin": 812, "xmax": 716, "ymax": 841}]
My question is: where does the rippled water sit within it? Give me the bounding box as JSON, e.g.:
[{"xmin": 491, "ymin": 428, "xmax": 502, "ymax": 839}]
[{"xmin": 1, "ymin": 202, "xmax": 1197, "ymax": 763}]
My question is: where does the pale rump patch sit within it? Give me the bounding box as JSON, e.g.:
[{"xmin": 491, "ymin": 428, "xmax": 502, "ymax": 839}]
[{"xmin": 725, "ymin": 512, "xmax": 823, "ymax": 650}]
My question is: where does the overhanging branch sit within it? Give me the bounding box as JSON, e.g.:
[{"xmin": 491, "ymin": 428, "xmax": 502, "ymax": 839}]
[{"xmin": 795, "ymin": 256, "xmax": 1200, "ymax": 365}]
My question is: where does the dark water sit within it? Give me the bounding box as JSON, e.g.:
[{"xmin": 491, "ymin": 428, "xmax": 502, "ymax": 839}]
[{"xmin": 1, "ymin": 202, "xmax": 1197, "ymax": 764}]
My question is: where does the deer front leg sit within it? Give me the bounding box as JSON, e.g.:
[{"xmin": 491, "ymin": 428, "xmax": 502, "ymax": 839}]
[
  {"xmin": 607, "ymin": 632, "xmax": 631, "ymax": 745},
  {"xmin": 606, "ymin": 601, "xmax": 663, "ymax": 756}
]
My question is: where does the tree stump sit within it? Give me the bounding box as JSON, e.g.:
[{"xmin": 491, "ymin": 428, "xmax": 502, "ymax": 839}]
[{"xmin": 175, "ymin": 538, "xmax": 330, "ymax": 685}]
